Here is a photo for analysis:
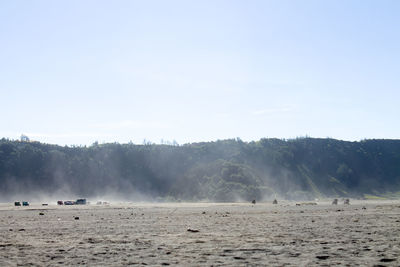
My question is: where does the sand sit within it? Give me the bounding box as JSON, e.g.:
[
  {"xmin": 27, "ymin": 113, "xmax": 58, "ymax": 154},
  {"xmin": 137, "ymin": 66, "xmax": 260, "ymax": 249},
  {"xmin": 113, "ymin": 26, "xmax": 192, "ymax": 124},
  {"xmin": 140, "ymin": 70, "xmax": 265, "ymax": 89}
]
[{"xmin": 1, "ymin": 200, "xmax": 399, "ymax": 266}]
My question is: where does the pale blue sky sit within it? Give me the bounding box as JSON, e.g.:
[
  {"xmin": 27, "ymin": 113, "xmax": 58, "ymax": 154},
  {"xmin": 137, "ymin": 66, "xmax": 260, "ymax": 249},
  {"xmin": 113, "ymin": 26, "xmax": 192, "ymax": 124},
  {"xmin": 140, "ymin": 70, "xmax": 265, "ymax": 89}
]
[{"xmin": 1, "ymin": 0, "xmax": 399, "ymax": 145}]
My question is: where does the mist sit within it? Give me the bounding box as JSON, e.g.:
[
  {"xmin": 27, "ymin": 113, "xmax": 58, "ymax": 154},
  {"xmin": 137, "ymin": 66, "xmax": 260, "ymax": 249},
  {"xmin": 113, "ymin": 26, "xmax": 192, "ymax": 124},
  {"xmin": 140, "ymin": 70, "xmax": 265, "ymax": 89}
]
[{"xmin": 1, "ymin": 137, "xmax": 400, "ymax": 203}]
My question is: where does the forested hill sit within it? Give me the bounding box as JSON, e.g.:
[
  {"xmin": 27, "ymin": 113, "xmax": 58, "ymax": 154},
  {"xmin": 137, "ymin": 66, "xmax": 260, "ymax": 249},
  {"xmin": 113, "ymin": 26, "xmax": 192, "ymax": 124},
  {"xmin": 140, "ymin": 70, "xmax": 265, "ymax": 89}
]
[{"xmin": 1, "ymin": 138, "xmax": 400, "ymax": 202}]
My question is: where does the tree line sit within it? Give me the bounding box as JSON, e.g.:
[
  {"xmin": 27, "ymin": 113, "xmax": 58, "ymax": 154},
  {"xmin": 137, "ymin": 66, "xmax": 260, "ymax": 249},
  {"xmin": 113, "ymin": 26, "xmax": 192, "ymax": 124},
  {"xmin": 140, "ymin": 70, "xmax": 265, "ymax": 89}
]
[{"xmin": 0, "ymin": 137, "xmax": 400, "ymax": 201}]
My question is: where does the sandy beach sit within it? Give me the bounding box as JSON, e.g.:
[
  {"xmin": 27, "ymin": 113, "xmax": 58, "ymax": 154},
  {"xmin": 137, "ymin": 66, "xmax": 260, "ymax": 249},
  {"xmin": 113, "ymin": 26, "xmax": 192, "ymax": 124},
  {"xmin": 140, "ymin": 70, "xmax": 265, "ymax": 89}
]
[{"xmin": 1, "ymin": 200, "xmax": 399, "ymax": 266}]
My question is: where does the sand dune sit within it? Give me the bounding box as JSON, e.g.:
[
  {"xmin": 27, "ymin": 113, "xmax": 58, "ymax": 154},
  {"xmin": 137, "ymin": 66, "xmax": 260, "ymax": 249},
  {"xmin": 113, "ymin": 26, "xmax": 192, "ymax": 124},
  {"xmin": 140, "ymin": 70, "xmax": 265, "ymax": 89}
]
[{"xmin": 0, "ymin": 201, "xmax": 399, "ymax": 266}]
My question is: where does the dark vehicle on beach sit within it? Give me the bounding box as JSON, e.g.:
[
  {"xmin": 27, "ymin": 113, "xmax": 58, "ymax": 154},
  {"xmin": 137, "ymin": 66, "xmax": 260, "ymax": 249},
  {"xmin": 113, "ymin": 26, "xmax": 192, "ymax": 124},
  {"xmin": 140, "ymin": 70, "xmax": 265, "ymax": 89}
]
[
  {"xmin": 22, "ymin": 201, "xmax": 29, "ymax": 206},
  {"xmin": 14, "ymin": 201, "xmax": 21, "ymax": 206},
  {"xmin": 75, "ymin": 199, "xmax": 87, "ymax": 205},
  {"xmin": 57, "ymin": 200, "xmax": 63, "ymax": 205},
  {"xmin": 64, "ymin": 201, "xmax": 75, "ymax": 205}
]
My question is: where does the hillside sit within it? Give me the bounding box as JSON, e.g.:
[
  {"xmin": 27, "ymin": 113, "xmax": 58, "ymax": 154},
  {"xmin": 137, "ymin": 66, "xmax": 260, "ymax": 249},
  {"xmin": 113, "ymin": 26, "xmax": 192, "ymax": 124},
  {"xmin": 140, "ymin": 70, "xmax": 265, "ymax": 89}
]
[{"xmin": 1, "ymin": 137, "xmax": 400, "ymax": 201}]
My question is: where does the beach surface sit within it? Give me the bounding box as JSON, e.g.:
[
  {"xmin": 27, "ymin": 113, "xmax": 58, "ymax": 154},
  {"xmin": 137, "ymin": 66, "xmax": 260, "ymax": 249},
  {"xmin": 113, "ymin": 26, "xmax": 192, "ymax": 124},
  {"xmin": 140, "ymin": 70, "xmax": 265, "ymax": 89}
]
[{"xmin": 1, "ymin": 200, "xmax": 399, "ymax": 266}]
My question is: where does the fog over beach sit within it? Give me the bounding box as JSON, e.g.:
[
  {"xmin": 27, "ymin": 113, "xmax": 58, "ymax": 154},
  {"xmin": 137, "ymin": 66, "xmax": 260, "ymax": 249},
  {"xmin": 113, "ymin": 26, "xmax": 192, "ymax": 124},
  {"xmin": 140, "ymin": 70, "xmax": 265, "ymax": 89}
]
[
  {"xmin": 2, "ymin": 138, "xmax": 400, "ymax": 204},
  {"xmin": 2, "ymin": 0, "xmax": 400, "ymax": 266}
]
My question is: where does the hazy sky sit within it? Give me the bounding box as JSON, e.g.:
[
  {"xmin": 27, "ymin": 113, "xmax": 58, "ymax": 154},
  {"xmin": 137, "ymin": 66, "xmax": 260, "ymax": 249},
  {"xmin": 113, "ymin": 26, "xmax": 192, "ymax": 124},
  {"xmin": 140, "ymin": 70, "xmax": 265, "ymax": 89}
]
[{"xmin": 1, "ymin": 0, "xmax": 399, "ymax": 145}]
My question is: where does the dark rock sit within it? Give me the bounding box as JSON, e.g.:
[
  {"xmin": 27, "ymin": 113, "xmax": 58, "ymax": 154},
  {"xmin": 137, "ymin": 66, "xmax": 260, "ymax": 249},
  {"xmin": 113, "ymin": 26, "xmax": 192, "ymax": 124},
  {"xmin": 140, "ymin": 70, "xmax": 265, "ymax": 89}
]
[{"xmin": 380, "ymin": 258, "xmax": 395, "ymax": 262}]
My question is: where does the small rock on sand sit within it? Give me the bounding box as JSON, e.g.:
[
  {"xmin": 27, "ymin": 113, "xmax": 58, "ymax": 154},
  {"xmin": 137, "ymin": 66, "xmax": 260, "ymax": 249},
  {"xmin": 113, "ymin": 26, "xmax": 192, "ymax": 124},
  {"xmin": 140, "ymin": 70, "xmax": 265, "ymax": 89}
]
[
  {"xmin": 380, "ymin": 258, "xmax": 395, "ymax": 262},
  {"xmin": 273, "ymin": 199, "xmax": 278, "ymax": 204}
]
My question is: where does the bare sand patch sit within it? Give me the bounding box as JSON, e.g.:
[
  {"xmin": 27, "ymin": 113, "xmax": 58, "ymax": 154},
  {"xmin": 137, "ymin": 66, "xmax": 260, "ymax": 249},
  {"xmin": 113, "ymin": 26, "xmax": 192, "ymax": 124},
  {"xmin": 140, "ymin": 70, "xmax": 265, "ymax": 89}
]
[{"xmin": 1, "ymin": 201, "xmax": 399, "ymax": 266}]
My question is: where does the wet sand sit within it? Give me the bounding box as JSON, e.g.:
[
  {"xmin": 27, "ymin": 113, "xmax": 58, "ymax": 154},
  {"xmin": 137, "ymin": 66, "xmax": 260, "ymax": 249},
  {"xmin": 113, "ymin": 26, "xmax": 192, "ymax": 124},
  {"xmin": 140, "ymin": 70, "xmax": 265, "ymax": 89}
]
[{"xmin": 1, "ymin": 201, "xmax": 399, "ymax": 266}]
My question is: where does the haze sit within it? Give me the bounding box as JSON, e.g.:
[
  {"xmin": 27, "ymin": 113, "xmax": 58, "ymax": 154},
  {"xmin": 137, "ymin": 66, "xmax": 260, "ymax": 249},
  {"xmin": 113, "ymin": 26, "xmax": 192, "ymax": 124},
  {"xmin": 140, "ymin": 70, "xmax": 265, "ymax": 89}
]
[{"xmin": 1, "ymin": 0, "xmax": 400, "ymax": 145}]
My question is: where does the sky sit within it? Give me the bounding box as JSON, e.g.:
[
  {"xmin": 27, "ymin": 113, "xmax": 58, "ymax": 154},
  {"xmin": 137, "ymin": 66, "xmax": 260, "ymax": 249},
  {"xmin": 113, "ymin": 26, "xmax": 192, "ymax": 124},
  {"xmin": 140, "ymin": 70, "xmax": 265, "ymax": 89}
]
[{"xmin": 1, "ymin": 0, "xmax": 400, "ymax": 146}]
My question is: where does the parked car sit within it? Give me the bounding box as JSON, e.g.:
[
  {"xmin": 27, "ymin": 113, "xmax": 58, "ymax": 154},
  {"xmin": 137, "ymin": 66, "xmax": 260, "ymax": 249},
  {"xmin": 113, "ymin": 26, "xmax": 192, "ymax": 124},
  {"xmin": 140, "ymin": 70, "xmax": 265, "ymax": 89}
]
[
  {"xmin": 64, "ymin": 201, "xmax": 75, "ymax": 205},
  {"xmin": 14, "ymin": 201, "xmax": 21, "ymax": 206},
  {"xmin": 22, "ymin": 201, "xmax": 29, "ymax": 206},
  {"xmin": 75, "ymin": 199, "xmax": 87, "ymax": 205},
  {"xmin": 57, "ymin": 200, "xmax": 63, "ymax": 205}
]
